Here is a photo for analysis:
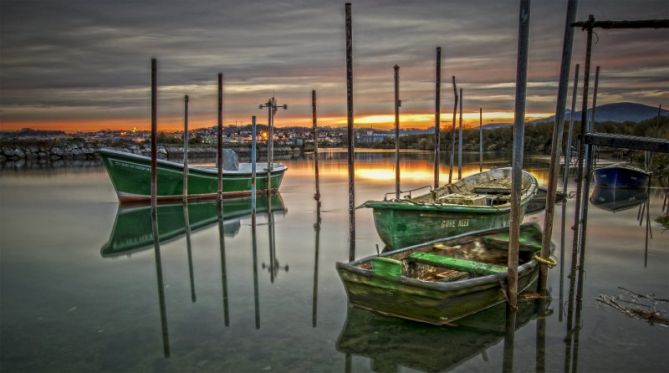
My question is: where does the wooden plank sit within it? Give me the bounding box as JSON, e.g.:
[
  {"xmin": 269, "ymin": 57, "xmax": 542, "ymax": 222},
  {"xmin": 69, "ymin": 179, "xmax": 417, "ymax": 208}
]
[{"xmin": 584, "ymin": 133, "xmax": 669, "ymax": 153}]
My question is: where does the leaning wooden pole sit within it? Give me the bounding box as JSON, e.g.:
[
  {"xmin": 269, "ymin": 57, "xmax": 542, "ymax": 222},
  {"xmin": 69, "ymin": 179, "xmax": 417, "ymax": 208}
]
[
  {"xmin": 183, "ymin": 95, "xmax": 189, "ymax": 202},
  {"xmin": 539, "ymin": 0, "xmax": 578, "ymax": 291},
  {"xmin": 571, "ymin": 15, "xmax": 594, "ymax": 257},
  {"xmin": 433, "ymin": 47, "xmax": 442, "ymax": 189},
  {"xmin": 345, "ymin": 2, "xmax": 355, "ymax": 261},
  {"xmin": 563, "ymin": 64, "xmax": 580, "ymax": 196},
  {"xmin": 217, "ymin": 73, "xmax": 224, "ymax": 202},
  {"xmin": 394, "ymin": 64, "xmax": 401, "ymax": 199},
  {"xmin": 151, "ymin": 58, "xmax": 158, "ymax": 208},
  {"xmin": 479, "ymin": 107, "xmax": 483, "ymax": 173},
  {"xmin": 312, "ymin": 90, "xmax": 321, "ymax": 201},
  {"xmin": 507, "ymin": 0, "xmax": 531, "ymax": 309},
  {"xmin": 458, "ymin": 88, "xmax": 463, "ymax": 179},
  {"xmin": 449, "ymin": 76, "xmax": 458, "ymax": 184}
]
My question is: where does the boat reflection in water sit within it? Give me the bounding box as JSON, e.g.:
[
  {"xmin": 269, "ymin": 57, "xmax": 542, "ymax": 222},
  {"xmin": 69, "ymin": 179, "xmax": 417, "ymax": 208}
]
[
  {"xmin": 101, "ymin": 194, "xmax": 286, "ymax": 257},
  {"xmin": 99, "ymin": 194, "xmax": 287, "ymax": 357},
  {"xmin": 337, "ymin": 297, "xmax": 546, "ymax": 372},
  {"xmin": 589, "ymin": 185, "xmax": 648, "ymax": 213}
]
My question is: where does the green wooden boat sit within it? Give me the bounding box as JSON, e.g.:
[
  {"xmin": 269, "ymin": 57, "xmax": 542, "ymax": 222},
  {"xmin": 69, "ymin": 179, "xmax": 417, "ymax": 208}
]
[
  {"xmin": 336, "ymin": 223, "xmax": 545, "ymax": 325},
  {"xmin": 336, "ymin": 299, "xmax": 542, "ymax": 372},
  {"xmin": 101, "ymin": 194, "xmax": 286, "ymax": 257},
  {"xmin": 363, "ymin": 168, "xmax": 539, "ymax": 249},
  {"xmin": 98, "ymin": 148, "xmax": 287, "ymax": 202}
]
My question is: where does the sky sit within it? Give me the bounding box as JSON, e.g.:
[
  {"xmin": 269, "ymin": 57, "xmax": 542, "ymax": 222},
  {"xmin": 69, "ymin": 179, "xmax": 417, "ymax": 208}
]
[{"xmin": 0, "ymin": 0, "xmax": 668, "ymax": 132}]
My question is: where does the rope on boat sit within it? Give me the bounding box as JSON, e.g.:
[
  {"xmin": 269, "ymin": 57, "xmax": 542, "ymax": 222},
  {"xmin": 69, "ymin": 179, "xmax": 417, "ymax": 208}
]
[{"xmin": 533, "ymin": 254, "xmax": 558, "ymax": 267}]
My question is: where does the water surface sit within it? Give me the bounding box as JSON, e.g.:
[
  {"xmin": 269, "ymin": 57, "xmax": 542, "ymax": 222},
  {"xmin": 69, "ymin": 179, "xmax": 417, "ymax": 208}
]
[{"xmin": 1, "ymin": 150, "xmax": 667, "ymax": 372}]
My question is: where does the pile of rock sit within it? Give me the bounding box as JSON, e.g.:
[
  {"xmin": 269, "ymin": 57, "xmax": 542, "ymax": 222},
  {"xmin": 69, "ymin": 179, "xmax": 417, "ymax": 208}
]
[{"xmin": 0, "ymin": 143, "xmax": 98, "ymax": 162}]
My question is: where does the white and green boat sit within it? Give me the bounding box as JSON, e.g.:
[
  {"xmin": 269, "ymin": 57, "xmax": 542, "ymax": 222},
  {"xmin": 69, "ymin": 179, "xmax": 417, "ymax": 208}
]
[{"xmin": 99, "ymin": 148, "xmax": 287, "ymax": 202}]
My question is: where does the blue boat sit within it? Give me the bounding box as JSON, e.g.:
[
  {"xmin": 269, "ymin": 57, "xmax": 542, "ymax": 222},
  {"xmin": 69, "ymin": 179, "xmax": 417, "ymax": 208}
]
[
  {"xmin": 590, "ymin": 186, "xmax": 648, "ymax": 212},
  {"xmin": 592, "ymin": 163, "xmax": 650, "ymax": 189}
]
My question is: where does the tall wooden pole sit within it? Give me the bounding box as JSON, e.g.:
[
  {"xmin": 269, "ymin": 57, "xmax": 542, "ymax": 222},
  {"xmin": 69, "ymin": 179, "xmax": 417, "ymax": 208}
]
[
  {"xmin": 312, "ymin": 90, "xmax": 320, "ymax": 201},
  {"xmin": 150, "ymin": 58, "xmax": 157, "ymax": 208},
  {"xmin": 217, "ymin": 73, "xmax": 223, "ymax": 202},
  {"xmin": 458, "ymin": 88, "xmax": 463, "ymax": 179},
  {"xmin": 563, "ymin": 64, "xmax": 580, "ymax": 196},
  {"xmin": 345, "ymin": 2, "xmax": 355, "ymax": 261},
  {"xmin": 394, "ymin": 64, "xmax": 401, "ymax": 199},
  {"xmin": 590, "ymin": 65, "xmax": 600, "ymax": 167},
  {"xmin": 590, "ymin": 66, "xmax": 600, "ymax": 133},
  {"xmin": 183, "ymin": 95, "xmax": 189, "ymax": 201},
  {"xmin": 571, "ymin": 15, "xmax": 595, "ymax": 258},
  {"xmin": 539, "ymin": 0, "xmax": 578, "ymax": 291},
  {"xmin": 449, "ymin": 77, "xmax": 458, "ymax": 184},
  {"xmin": 266, "ymin": 99, "xmax": 272, "ymax": 193},
  {"xmin": 433, "ymin": 47, "xmax": 442, "ymax": 189},
  {"xmin": 479, "ymin": 107, "xmax": 483, "ymax": 173},
  {"xmin": 251, "ymin": 115, "xmax": 257, "ymax": 213},
  {"xmin": 507, "ymin": 0, "xmax": 531, "ymax": 309}
]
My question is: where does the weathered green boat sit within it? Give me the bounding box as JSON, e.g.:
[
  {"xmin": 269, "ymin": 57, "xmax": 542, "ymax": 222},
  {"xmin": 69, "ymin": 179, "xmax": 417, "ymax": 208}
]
[
  {"xmin": 101, "ymin": 194, "xmax": 286, "ymax": 257},
  {"xmin": 336, "ymin": 223, "xmax": 545, "ymax": 325},
  {"xmin": 363, "ymin": 168, "xmax": 539, "ymax": 249},
  {"xmin": 98, "ymin": 148, "xmax": 287, "ymax": 202},
  {"xmin": 336, "ymin": 299, "xmax": 543, "ymax": 372}
]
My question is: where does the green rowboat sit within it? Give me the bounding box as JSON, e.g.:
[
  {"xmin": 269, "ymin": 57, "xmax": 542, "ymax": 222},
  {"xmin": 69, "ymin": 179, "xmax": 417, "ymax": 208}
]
[
  {"xmin": 363, "ymin": 168, "xmax": 539, "ymax": 249},
  {"xmin": 101, "ymin": 194, "xmax": 286, "ymax": 257},
  {"xmin": 336, "ymin": 223, "xmax": 545, "ymax": 325},
  {"xmin": 98, "ymin": 148, "xmax": 287, "ymax": 202}
]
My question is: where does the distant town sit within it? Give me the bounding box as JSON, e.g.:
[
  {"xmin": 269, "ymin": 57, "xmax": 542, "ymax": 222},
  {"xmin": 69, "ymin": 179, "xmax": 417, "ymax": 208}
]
[{"xmin": 0, "ymin": 124, "xmax": 434, "ymax": 147}]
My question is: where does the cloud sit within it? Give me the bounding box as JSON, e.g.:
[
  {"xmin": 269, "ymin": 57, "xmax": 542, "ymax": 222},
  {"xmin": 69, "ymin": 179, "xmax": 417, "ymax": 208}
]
[{"xmin": 1, "ymin": 0, "xmax": 667, "ymax": 130}]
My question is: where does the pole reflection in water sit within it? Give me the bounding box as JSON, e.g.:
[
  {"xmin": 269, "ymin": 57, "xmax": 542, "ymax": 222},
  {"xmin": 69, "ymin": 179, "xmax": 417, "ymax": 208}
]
[
  {"xmin": 150, "ymin": 205, "xmax": 170, "ymax": 357},
  {"xmin": 218, "ymin": 202, "xmax": 230, "ymax": 326},
  {"xmin": 559, "ymin": 200, "xmax": 567, "ymax": 322},
  {"xmin": 502, "ymin": 304, "xmax": 517, "ymax": 373},
  {"xmin": 251, "ymin": 211, "xmax": 260, "ymax": 329},
  {"xmin": 262, "ymin": 198, "xmax": 288, "ymax": 282},
  {"xmin": 536, "ymin": 296, "xmax": 548, "ymax": 373},
  {"xmin": 183, "ymin": 203, "xmax": 196, "ymax": 303},
  {"xmin": 313, "ymin": 196, "xmax": 321, "ymax": 328}
]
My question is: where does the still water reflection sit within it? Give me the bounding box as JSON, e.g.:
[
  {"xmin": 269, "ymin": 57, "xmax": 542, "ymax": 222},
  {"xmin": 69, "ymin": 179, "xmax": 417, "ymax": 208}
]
[{"xmin": 1, "ymin": 150, "xmax": 667, "ymax": 372}]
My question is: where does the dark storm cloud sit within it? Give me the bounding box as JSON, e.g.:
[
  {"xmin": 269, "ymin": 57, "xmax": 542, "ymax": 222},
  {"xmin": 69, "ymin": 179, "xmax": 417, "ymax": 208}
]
[{"xmin": 0, "ymin": 0, "xmax": 667, "ymax": 127}]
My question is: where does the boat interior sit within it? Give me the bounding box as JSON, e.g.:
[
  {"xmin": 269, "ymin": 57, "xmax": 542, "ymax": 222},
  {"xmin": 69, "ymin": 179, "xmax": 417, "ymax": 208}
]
[
  {"xmin": 357, "ymin": 228, "xmax": 541, "ymax": 283},
  {"xmin": 410, "ymin": 168, "xmax": 536, "ymax": 207}
]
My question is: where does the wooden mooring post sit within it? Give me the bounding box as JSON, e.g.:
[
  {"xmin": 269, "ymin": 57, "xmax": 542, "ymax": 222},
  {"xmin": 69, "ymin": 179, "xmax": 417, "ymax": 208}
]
[
  {"xmin": 563, "ymin": 64, "xmax": 580, "ymax": 196},
  {"xmin": 394, "ymin": 65, "xmax": 401, "ymax": 199},
  {"xmin": 507, "ymin": 0, "xmax": 531, "ymax": 309},
  {"xmin": 571, "ymin": 14, "xmax": 595, "ymax": 258},
  {"xmin": 458, "ymin": 88, "xmax": 463, "ymax": 180},
  {"xmin": 251, "ymin": 115, "xmax": 257, "ymax": 213},
  {"xmin": 345, "ymin": 2, "xmax": 356, "ymax": 261},
  {"xmin": 150, "ymin": 58, "xmax": 158, "ymax": 207},
  {"xmin": 434, "ymin": 47, "xmax": 442, "ymax": 189},
  {"xmin": 539, "ymin": 0, "xmax": 578, "ymax": 291},
  {"xmin": 449, "ymin": 76, "xmax": 458, "ymax": 184},
  {"xmin": 312, "ymin": 90, "xmax": 321, "ymax": 201},
  {"xmin": 183, "ymin": 95, "xmax": 189, "ymax": 202},
  {"xmin": 217, "ymin": 73, "xmax": 224, "ymax": 202}
]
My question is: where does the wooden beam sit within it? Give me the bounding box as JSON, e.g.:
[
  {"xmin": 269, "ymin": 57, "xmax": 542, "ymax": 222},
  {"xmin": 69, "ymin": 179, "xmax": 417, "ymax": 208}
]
[
  {"xmin": 572, "ymin": 19, "xmax": 669, "ymax": 29},
  {"xmin": 584, "ymin": 133, "xmax": 669, "ymax": 153}
]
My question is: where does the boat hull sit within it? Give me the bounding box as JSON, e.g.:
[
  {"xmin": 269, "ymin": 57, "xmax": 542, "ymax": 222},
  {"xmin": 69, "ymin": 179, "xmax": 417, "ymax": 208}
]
[
  {"xmin": 371, "ymin": 208, "xmax": 512, "ymax": 250},
  {"xmin": 337, "ymin": 262, "xmax": 538, "ymax": 325},
  {"xmin": 98, "ymin": 149, "xmax": 286, "ymax": 202},
  {"xmin": 593, "ymin": 165, "xmax": 649, "ymax": 189}
]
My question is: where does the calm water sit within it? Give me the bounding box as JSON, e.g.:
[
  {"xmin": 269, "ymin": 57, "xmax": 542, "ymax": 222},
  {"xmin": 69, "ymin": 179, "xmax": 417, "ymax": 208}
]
[{"xmin": 1, "ymin": 150, "xmax": 668, "ymax": 372}]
